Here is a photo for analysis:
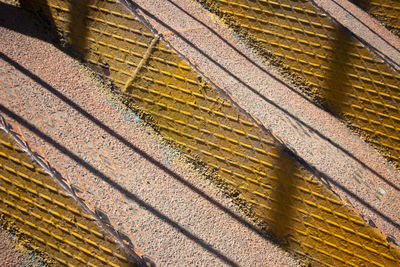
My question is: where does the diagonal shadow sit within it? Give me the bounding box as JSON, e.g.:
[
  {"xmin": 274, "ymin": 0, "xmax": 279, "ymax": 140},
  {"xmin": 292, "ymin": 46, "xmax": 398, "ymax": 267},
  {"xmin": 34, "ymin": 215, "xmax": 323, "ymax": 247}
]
[
  {"xmin": 0, "ymin": 1, "xmax": 89, "ymax": 60},
  {"xmin": 68, "ymin": 0, "xmax": 89, "ymax": 56},
  {"xmin": 269, "ymin": 149, "xmax": 299, "ymax": 246},
  {"xmin": 1, "ymin": 51, "xmax": 296, "ymax": 266},
  {"xmin": 0, "ymin": 50, "xmax": 399, "ymax": 235},
  {"xmin": 0, "ymin": 104, "xmax": 241, "ymax": 266},
  {"xmin": 130, "ymin": 2, "xmax": 400, "ymax": 194},
  {"xmin": 323, "ymin": 26, "xmax": 351, "ymax": 115},
  {"xmin": 3, "ymin": 0, "xmax": 399, "ymax": 195},
  {"xmin": 2, "ymin": 0, "xmax": 400, "ymax": 235},
  {"xmin": 0, "ymin": 2, "xmax": 281, "ymax": 248},
  {"xmin": 347, "ymin": 0, "xmax": 400, "ymax": 42},
  {"xmin": 0, "ymin": 2, "xmax": 51, "ymax": 42},
  {"xmin": 155, "ymin": 0, "xmax": 329, "ymax": 110},
  {"xmin": 332, "ymin": 0, "xmax": 400, "ymax": 56},
  {"xmin": 2, "ymin": 0, "xmax": 400, "ymax": 230},
  {"xmin": 0, "ymin": 51, "xmax": 273, "ymax": 240},
  {"xmin": 349, "ymin": 0, "xmax": 372, "ymax": 10},
  {"xmin": 311, "ymin": 0, "xmax": 400, "ymax": 72},
  {"xmin": 2, "ymin": 1, "xmax": 400, "ymax": 262}
]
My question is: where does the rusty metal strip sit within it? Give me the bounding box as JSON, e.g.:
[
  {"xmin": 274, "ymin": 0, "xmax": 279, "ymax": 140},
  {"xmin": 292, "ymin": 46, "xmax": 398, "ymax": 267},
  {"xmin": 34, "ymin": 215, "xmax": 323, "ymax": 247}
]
[{"xmin": 17, "ymin": 0, "xmax": 400, "ymax": 265}]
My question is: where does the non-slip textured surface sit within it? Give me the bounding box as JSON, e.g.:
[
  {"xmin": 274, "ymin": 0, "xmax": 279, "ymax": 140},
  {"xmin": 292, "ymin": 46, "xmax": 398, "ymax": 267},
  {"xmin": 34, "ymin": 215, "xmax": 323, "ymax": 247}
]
[
  {"xmin": 197, "ymin": 0, "xmax": 400, "ymax": 170},
  {"xmin": 0, "ymin": 129, "xmax": 138, "ymax": 266},
  {"xmin": 16, "ymin": 0, "xmax": 400, "ymax": 265},
  {"xmin": 351, "ymin": 0, "xmax": 400, "ymax": 37},
  {"xmin": 0, "ymin": 1, "xmax": 301, "ymax": 264}
]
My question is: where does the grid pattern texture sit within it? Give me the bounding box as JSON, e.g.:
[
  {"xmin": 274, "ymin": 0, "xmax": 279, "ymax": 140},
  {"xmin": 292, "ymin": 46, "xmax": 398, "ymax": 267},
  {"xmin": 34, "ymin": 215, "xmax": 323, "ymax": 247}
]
[
  {"xmin": 17, "ymin": 0, "xmax": 400, "ymax": 265},
  {"xmin": 197, "ymin": 0, "xmax": 400, "ymax": 169},
  {"xmin": 0, "ymin": 128, "xmax": 138, "ymax": 266},
  {"xmin": 351, "ymin": 0, "xmax": 400, "ymax": 36}
]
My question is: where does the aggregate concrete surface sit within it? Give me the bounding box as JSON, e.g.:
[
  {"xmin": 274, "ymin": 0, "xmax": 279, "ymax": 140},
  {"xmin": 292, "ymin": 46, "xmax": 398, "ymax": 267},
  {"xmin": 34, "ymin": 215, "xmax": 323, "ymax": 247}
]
[
  {"xmin": 130, "ymin": 0, "xmax": 400, "ymax": 243},
  {"xmin": 0, "ymin": 0, "xmax": 299, "ymax": 266},
  {"xmin": 0, "ymin": 229, "xmax": 25, "ymax": 267},
  {"xmin": 312, "ymin": 0, "xmax": 400, "ymax": 72},
  {"xmin": 0, "ymin": 228, "xmax": 45, "ymax": 266}
]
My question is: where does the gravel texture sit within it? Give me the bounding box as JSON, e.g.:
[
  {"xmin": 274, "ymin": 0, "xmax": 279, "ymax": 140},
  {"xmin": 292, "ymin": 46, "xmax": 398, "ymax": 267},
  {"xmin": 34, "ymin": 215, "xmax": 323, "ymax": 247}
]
[
  {"xmin": 312, "ymin": 0, "xmax": 400, "ymax": 72},
  {"xmin": 0, "ymin": 227, "xmax": 46, "ymax": 267},
  {"xmin": 0, "ymin": 1, "xmax": 298, "ymax": 266},
  {"xmin": 130, "ymin": 0, "xmax": 400, "ymax": 244},
  {"xmin": 0, "ymin": 229, "xmax": 28, "ymax": 266}
]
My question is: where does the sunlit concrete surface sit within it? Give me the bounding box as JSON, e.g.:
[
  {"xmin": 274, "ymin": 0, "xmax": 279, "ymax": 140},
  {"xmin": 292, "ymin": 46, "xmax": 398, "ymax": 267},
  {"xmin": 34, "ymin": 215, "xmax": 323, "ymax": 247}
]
[
  {"xmin": 0, "ymin": 0, "xmax": 298, "ymax": 265},
  {"xmin": 132, "ymin": 0, "xmax": 400, "ymax": 244},
  {"xmin": 1, "ymin": 0, "xmax": 400, "ymax": 265}
]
